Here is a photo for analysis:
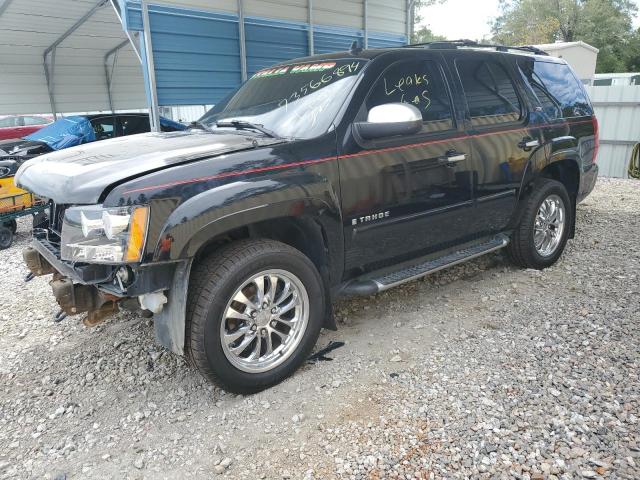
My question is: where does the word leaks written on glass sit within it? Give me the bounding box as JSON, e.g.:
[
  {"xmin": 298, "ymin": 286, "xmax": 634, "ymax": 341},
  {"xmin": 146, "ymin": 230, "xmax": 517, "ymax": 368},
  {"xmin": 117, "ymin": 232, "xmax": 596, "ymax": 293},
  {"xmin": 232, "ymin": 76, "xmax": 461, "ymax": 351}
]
[
  {"xmin": 382, "ymin": 72, "xmax": 432, "ymax": 112},
  {"xmin": 250, "ymin": 61, "xmax": 364, "ymax": 109}
]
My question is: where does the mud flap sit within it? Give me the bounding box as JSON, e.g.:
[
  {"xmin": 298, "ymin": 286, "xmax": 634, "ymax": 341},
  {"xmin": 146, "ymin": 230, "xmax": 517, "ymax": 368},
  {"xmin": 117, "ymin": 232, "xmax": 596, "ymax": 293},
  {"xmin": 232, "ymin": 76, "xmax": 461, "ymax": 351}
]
[{"xmin": 153, "ymin": 259, "xmax": 193, "ymax": 355}]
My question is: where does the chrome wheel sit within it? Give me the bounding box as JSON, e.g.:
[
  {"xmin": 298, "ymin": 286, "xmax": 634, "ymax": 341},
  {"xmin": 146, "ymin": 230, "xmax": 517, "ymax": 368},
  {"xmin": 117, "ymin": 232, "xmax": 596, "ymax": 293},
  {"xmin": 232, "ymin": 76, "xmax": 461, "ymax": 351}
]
[
  {"xmin": 220, "ymin": 269, "xmax": 309, "ymax": 373},
  {"xmin": 534, "ymin": 194, "xmax": 566, "ymax": 257}
]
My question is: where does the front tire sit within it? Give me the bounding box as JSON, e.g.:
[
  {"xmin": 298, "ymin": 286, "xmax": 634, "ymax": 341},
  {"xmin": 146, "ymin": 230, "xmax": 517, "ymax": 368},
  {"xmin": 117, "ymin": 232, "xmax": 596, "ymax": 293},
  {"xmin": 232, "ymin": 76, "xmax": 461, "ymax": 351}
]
[
  {"xmin": 186, "ymin": 239, "xmax": 325, "ymax": 394},
  {"xmin": 508, "ymin": 179, "xmax": 572, "ymax": 270}
]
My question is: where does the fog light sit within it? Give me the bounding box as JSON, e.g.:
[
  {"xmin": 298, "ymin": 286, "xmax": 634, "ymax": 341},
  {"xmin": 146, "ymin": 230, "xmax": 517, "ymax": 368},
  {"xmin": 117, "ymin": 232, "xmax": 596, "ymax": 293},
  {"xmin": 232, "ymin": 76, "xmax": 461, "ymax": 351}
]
[{"xmin": 114, "ymin": 266, "xmax": 133, "ymax": 290}]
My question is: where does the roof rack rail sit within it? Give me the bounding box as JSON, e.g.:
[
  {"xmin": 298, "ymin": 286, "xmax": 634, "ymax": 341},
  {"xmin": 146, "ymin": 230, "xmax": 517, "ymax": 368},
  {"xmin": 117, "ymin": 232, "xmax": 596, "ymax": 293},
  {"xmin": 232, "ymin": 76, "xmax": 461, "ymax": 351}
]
[
  {"xmin": 404, "ymin": 39, "xmax": 549, "ymax": 56},
  {"xmin": 509, "ymin": 45, "xmax": 550, "ymax": 56},
  {"xmin": 405, "ymin": 39, "xmax": 477, "ymax": 49}
]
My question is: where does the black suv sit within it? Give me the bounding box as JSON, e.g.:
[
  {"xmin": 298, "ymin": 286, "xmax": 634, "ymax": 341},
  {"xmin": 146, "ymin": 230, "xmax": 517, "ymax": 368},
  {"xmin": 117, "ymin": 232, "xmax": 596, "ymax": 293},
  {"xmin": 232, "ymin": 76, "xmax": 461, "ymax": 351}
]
[{"xmin": 17, "ymin": 42, "xmax": 599, "ymax": 393}]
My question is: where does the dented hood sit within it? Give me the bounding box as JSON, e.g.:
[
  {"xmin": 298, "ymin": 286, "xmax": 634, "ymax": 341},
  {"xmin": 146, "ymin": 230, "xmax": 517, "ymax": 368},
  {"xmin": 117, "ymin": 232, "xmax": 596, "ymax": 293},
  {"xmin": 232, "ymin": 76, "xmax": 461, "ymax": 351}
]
[{"xmin": 15, "ymin": 130, "xmax": 281, "ymax": 204}]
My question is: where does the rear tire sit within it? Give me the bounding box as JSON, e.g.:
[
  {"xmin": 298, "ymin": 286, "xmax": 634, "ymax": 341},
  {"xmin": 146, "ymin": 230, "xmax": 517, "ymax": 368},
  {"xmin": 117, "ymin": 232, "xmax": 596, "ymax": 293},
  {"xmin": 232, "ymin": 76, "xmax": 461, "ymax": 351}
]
[
  {"xmin": 185, "ymin": 239, "xmax": 325, "ymax": 394},
  {"xmin": 508, "ymin": 179, "xmax": 572, "ymax": 270},
  {"xmin": 0, "ymin": 225, "xmax": 13, "ymax": 250}
]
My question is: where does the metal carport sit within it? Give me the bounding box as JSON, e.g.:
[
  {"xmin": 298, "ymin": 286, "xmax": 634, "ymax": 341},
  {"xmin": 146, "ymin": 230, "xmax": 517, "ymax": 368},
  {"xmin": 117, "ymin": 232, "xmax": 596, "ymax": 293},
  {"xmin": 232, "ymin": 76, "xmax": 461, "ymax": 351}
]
[
  {"xmin": 0, "ymin": 0, "xmax": 146, "ymax": 117},
  {"xmin": 0, "ymin": 0, "xmax": 412, "ymax": 129}
]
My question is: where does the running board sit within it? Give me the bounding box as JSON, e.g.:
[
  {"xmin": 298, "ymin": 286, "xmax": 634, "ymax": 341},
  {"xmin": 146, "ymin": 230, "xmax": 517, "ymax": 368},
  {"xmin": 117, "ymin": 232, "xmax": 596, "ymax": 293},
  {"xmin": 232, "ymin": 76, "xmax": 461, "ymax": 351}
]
[{"xmin": 342, "ymin": 234, "xmax": 509, "ymax": 296}]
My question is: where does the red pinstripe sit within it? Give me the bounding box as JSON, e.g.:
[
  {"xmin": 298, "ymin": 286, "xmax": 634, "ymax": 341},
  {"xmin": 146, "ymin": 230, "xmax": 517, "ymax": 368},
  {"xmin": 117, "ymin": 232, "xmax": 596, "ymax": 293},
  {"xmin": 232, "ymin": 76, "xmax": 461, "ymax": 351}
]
[{"xmin": 123, "ymin": 119, "xmax": 594, "ymax": 195}]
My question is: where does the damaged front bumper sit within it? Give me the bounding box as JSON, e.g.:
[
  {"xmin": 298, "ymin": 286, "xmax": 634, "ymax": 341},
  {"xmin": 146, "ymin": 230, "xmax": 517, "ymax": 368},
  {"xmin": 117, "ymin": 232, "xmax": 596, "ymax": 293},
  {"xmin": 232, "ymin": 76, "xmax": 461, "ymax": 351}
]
[{"xmin": 23, "ymin": 237, "xmax": 191, "ymax": 355}]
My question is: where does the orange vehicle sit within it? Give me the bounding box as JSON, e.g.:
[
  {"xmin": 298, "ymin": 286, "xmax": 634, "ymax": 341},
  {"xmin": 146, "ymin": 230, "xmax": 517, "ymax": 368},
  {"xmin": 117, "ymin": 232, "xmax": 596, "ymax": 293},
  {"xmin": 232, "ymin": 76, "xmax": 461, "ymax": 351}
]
[{"xmin": 0, "ymin": 161, "xmax": 45, "ymax": 249}]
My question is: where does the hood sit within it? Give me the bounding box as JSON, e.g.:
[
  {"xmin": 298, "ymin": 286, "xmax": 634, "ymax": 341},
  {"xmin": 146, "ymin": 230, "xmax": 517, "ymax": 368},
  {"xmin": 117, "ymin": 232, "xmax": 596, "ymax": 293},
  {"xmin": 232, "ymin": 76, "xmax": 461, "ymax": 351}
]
[
  {"xmin": 15, "ymin": 130, "xmax": 283, "ymax": 204},
  {"xmin": 0, "ymin": 138, "xmax": 52, "ymax": 159}
]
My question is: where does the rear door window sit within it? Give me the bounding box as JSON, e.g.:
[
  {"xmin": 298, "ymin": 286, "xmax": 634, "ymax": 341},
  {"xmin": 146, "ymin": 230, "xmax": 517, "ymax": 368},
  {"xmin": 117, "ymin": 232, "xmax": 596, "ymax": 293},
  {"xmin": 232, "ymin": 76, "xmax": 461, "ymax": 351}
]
[
  {"xmin": 520, "ymin": 60, "xmax": 592, "ymax": 119},
  {"xmin": 366, "ymin": 58, "xmax": 454, "ymax": 133},
  {"xmin": 456, "ymin": 58, "xmax": 522, "ymax": 127}
]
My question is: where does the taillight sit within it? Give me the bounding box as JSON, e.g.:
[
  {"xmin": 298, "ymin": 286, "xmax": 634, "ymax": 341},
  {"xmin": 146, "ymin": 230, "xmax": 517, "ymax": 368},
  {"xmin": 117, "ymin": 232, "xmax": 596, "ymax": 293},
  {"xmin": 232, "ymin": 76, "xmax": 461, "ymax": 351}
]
[{"xmin": 592, "ymin": 116, "xmax": 599, "ymax": 164}]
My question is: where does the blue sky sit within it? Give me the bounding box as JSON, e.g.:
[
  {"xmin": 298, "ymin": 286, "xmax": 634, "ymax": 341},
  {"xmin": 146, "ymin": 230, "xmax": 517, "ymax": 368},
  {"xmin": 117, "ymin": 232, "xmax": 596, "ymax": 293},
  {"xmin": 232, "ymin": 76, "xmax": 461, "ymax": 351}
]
[{"xmin": 420, "ymin": 0, "xmax": 640, "ymax": 41}]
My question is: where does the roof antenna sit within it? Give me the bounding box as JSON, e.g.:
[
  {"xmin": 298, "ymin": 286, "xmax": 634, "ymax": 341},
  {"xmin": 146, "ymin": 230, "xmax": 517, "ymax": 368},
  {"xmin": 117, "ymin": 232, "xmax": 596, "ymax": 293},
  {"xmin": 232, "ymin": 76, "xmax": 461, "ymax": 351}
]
[{"xmin": 350, "ymin": 40, "xmax": 363, "ymax": 54}]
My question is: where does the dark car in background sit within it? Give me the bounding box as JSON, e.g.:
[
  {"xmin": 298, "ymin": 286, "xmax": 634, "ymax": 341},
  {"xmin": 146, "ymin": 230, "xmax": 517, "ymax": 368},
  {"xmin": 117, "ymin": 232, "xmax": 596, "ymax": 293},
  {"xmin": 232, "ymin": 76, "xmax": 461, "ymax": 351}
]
[
  {"xmin": 0, "ymin": 115, "xmax": 52, "ymax": 141},
  {"xmin": 0, "ymin": 113, "xmax": 186, "ymax": 163}
]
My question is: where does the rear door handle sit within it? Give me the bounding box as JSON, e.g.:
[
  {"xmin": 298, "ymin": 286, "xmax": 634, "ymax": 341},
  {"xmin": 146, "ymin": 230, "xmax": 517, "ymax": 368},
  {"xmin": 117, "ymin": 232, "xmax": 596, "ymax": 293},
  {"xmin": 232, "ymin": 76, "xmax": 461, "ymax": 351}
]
[
  {"xmin": 436, "ymin": 150, "xmax": 467, "ymax": 167},
  {"xmin": 439, "ymin": 150, "xmax": 467, "ymax": 165},
  {"xmin": 518, "ymin": 138, "xmax": 540, "ymax": 150},
  {"xmin": 446, "ymin": 153, "xmax": 467, "ymax": 162}
]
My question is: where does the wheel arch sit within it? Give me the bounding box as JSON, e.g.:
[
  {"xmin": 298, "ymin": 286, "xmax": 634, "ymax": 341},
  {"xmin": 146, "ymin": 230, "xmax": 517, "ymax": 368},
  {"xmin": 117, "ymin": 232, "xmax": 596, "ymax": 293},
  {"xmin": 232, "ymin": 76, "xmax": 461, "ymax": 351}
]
[
  {"xmin": 519, "ymin": 148, "xmax": 581, "ymax": 196},
  {"xmin": 151, "ymin": 176, "xmax": 343, "ymax": 355},
  {"xmin": 540, "ymin": 158, "xmax": 580, "ymax": 198},
  {"xmin": 514, "ymin": 152, "xmax": 581, "ymax": 237},
  {"xmin": 189, "ymin": 210, "xmax": 341, "ymax": 332}
]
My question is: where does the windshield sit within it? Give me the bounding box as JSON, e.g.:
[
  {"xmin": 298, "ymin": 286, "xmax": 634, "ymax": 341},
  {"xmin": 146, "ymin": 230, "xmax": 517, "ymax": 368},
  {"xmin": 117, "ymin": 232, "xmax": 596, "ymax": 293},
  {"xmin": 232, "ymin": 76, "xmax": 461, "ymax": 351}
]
[{"xmin": 200, "ymin": 59, "xmax": 368, "ymax": 139}]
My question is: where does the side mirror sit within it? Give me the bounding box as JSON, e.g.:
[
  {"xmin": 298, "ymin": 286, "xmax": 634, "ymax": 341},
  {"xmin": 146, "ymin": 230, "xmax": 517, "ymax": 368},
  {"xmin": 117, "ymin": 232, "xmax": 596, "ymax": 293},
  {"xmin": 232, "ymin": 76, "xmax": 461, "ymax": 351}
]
[
  {"xmin": 354, "ymin": 103, "xmax": 423, "ymax": 140},
  {"xmin": 0, "ymin": 160, "xmax": 18, "ymax": 179}
]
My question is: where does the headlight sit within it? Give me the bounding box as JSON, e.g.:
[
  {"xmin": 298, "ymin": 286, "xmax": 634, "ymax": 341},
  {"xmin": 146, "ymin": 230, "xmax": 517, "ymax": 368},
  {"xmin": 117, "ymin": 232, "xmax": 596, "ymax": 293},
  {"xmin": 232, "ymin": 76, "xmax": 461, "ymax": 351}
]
[{"xmin": 61, "ymin": 205, "xmax": 149, "ymax": 264}]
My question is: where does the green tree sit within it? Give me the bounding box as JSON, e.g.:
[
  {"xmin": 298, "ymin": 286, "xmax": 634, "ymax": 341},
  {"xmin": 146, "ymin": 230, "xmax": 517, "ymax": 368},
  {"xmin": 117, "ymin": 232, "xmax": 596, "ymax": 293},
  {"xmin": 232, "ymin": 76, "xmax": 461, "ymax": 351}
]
[
  {"xmin": 491, "ymin": 0, "xmax": 638, "ymax": 72},
  {"xmin": 623, "ymin": 29, "xmax": 640, "ymax": 71},
  {"xmin": 412, "ymin": 25, "xmax": 446, "ymax": 43},
  {"xmin": 410, "ymin": 0, "xmax": 447, "ymax": 43}
]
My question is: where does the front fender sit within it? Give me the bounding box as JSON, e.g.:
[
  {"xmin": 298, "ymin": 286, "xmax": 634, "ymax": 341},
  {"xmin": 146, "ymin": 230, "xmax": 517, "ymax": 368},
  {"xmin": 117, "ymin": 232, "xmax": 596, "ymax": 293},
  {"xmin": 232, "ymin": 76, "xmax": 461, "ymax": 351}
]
[{"xmin": 152, "ymin": 171, "xmax": 342, "ymax": 262}]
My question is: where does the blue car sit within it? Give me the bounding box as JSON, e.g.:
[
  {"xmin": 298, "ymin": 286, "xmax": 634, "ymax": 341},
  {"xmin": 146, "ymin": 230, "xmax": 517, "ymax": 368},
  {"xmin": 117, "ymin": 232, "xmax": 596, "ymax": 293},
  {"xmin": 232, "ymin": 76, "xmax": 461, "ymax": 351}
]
[{"xmin": 0, "ymin": 113, "xmax": 186, "ymax": 162}]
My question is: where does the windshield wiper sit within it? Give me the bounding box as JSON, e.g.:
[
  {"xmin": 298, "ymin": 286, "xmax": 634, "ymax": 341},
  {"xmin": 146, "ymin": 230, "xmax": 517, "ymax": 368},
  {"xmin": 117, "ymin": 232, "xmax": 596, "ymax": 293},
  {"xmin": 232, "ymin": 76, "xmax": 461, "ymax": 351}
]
[
  {"xmin": 215, "ymin": 120, "xmax": 281, "ymax": 139},
  {"xmin": 190, "ymin": 120, "xmax": 213, "ymax": 132}
]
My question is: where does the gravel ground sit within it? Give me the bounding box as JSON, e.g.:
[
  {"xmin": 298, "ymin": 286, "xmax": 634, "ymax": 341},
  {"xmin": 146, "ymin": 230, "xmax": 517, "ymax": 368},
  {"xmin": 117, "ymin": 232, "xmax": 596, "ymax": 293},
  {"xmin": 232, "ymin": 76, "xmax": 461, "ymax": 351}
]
[{"xmin": 0, "ymin": 178, "xmax": 638, "ymax": 480}]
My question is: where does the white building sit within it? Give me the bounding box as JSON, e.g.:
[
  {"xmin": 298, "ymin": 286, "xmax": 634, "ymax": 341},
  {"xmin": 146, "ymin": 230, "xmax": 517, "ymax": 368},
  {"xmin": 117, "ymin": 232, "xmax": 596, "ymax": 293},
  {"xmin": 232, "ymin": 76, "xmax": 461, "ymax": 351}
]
[{"xmin": 534, "ymin": 41, "xmax": 599, "ymax": 84}]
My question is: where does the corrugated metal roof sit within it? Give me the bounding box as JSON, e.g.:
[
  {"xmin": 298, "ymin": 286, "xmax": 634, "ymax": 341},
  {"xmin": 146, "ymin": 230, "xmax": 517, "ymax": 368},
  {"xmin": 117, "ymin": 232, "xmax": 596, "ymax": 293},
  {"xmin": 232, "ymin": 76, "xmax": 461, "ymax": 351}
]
[
  {"xmin": 0, "ymin": 0, "xmax": 407, "ymax": 115},
  {"xmin": 148, "ymin": 0, "xmax": 407, "ymax": 33},
  {"xmin": 122, "ymin": 0, "xmax": 406, "ymax": 105},
  {"xmin": 0, "ymin": 0, "xmax": 146, "ymax": 115}
]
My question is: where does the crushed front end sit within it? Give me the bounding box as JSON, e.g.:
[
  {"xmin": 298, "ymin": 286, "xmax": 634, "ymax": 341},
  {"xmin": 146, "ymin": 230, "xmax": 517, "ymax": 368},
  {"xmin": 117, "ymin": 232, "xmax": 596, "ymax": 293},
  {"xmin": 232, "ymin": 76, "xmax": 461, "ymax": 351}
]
[{"xmin": 23, "ymin": 202, "xmax": 178, "ymax": 327}]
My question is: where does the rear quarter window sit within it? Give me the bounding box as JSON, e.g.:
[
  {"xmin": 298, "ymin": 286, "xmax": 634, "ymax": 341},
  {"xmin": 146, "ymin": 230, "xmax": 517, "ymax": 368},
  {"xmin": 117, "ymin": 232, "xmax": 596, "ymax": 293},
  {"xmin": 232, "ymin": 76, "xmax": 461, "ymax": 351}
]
[{"xmin": 520, "ymin": 60, "xmax": 592, "ymax": 119}]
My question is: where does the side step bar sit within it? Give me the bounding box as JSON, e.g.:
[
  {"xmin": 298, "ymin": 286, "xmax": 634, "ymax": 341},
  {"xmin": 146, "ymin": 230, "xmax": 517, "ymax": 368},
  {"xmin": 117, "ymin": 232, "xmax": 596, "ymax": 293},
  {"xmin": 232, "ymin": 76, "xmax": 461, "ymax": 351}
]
[{"xmin": 342, "ymin": 234, "xmax": 509, "ymax": 296}]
